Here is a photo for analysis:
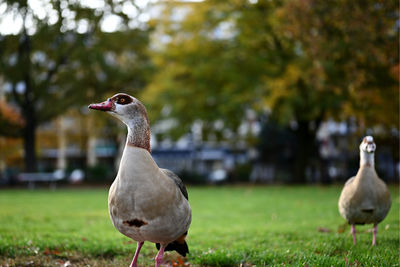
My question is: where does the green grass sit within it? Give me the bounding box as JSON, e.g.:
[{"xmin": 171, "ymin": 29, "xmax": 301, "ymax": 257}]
[{"xmin": 0, "ymin": 185, "xmax": 398, "ymax": 266}]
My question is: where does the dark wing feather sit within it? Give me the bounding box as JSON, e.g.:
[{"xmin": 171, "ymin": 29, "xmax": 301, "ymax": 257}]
[{"xmin": 161, "ymin": 168, "xmax": 188, "ymax": 200}]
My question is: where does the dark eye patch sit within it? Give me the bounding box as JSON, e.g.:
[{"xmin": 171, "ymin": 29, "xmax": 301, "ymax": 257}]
[{"xmin": 116, "ymin": 95, "xmax": 133, "ymax": 105}]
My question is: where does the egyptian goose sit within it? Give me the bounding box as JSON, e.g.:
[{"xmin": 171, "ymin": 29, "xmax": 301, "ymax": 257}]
[
  {"xmin": 89, "ymin": 93, "xmax": 192, "ymax": 267},
  {"xmin": 338, "ymin": 136, "xmax": 391, "ymax": 245}
]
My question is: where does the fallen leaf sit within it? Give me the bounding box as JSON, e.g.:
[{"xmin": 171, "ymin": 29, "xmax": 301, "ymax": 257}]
[
  {"xmin": 337, "ymin": 223, "xmax": 347, "ymax": 233},
  {"xmin": 171, "ymin": 256, "xmax": 188, "ymax": 267},
  {"xmin": 317, "ymin": 227, "xmax": 331, "ymax": 233},
  {"xmin": 44, "ymin": 248, "xmax": 60, "ymax": 255},
  {"xmin": 178, "ymin": 257, "xmax": 188, "ymax": 266}
]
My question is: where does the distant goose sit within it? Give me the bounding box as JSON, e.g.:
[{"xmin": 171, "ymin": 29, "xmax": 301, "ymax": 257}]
[
  {"xmin": 338, "ymin": 136, "xmax": 391, "ymax": 245},
  {"xmin": 89, "ymin": 93, "xmax": 192, "ymax": 267}
]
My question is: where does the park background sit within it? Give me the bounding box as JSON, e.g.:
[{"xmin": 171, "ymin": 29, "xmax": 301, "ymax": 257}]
[{"xmin": 0, "ymin": 0, "xmax": 399, "ymax": 266}]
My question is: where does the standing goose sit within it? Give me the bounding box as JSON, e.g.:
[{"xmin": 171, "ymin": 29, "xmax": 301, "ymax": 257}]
[
  {"xmin": 89, "ymin": 93, "xmax": 192, "ymax": 267},
  {"xmin": 338, "ymin": 136, "xmax": 391, "ymax": 245}
]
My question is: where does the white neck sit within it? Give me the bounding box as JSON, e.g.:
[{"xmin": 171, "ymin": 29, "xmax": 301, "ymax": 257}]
[
  {"xmin": 125, "ymin": 120, "xmax": 150, "ymax": 152},
  {"xmin": 360, "ymin": 150, "xmax": 374, "ymax": 168}
]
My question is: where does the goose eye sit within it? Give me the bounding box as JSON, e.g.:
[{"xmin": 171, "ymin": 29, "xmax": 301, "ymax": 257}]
[
  {"xmin": 117, "ymin": 97, "xmax": 129, "ymax": 104},
  {"xmin": 115, "ymin": 95, "xmax": 132, "ymax": 105}
]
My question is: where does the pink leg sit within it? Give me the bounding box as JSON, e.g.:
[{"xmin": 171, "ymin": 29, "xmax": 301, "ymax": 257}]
[
  {"xmin": 155, "ymin": 244, "xmax": 166, "ymax": 267},
  {"xmin": 372, "ymin": 224, "xmax": 377, "ymax": 246},
  {"xmin": 130, "ymin": 241, "xmax": 144, "ymax": 267},
  {"xmin": 351, "ymin": 224, "xmax": 356, "ymax": 245}
]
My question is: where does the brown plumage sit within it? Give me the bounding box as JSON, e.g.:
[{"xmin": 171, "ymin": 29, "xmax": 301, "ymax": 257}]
[
  {"xmin": 89, "ymin": 93, "xmax": 191, "ymax": 267},
  {"xmin": 338, "ymin": 136, "xmax": 391, "ymax": 245}
]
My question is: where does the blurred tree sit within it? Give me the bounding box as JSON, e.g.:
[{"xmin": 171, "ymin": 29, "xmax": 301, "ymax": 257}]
[
  {"xmin": 0, "ymin": 100, "xmax": 24, "ymax": 137},
  {"xmin": 0, "ymin": 0, "xmax": 152, "ymax": 171},
  {"xmin": 143, "ymin": 0, "xmax": 287, "ymax": 139},
  {"xmin": 144, "ymin": 0, "xmax": 398, "ymax": 183},
  {"xmin": 282, "ymin": 0, "xmax": 398, "ymax": 127},
  {"xmin": 274, "ymin": 0, "xmax": 399, "ymax": 182}
]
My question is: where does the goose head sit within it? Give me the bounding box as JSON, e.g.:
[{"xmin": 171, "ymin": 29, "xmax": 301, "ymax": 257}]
[
  {"xmin": 360, "ymin": 136, "xmax": 376, "ymax": 154},
  {"xmin": 88, "ymin": 93, "xmax": 149, "ymax": 129}
]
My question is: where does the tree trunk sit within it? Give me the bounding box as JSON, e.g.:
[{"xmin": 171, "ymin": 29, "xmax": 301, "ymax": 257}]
[
  {"xmin": 18, "ymin": 27, "xmax": 38, "ymax": 172},
  {"xmin": 22, "ymin": 27, "xmax": 39, "ymax": 172},
  {"xmin": 23, "ymin": 107, "xmax": 37, "ymax": 172},
  {"xmin": 292, "ymin": 121, "xmax": 318, "ymax": 183},
  {"xmin": 86, "ymin": 114, "xmax": 98, "ymax": 167},
  {"xmin": 57, "ymin": 117, "xmax": 67, "ymax": 170}
]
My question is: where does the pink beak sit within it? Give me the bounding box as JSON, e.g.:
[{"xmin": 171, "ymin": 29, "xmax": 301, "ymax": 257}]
[{"xmin": 88, "ymin": 100, "xmax": 113, "ymax": 111}]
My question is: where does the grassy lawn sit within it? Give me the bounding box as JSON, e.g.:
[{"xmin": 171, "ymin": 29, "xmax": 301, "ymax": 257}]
[{"xmin": 0, "ymin": 185, "xmax": 398, "ymax": 266}]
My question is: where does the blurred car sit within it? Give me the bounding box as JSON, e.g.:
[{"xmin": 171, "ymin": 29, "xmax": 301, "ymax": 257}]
[{"xmin": 208, "ymin": 168, "xmax": 227, "ymax": 184}]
